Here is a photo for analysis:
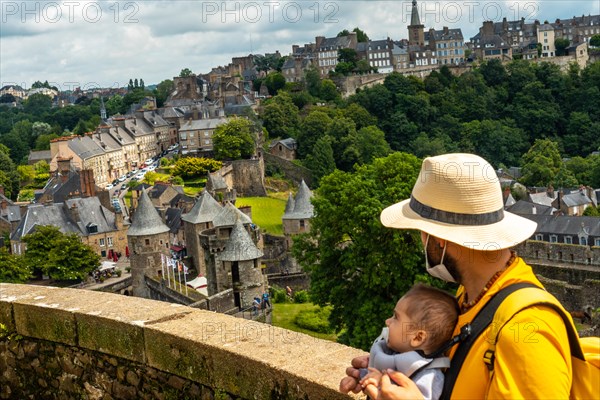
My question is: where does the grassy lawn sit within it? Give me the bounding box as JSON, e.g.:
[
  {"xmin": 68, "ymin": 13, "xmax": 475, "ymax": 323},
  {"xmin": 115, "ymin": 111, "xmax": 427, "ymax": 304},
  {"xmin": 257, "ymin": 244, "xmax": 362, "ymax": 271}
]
[
  {"xmin": 271, "ymin": 302, "xmax": 338, "ymax": 342},
  {"xmin": 237, "ymin": 196, "xmax": 286, "ymax": 235}
]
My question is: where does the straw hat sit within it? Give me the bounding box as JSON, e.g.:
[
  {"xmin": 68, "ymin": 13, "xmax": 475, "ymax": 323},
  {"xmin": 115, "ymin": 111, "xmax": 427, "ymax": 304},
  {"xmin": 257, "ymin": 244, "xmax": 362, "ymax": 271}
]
[{"xmin": 380, "ymin": 153, "xmax": 537, "ymax": 250}]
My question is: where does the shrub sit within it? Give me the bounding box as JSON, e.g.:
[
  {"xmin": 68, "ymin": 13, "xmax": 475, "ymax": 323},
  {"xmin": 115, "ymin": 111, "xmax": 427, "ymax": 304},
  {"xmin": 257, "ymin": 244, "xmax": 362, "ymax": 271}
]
[
  {"xmin": 293, "ymin": 290, "xmax": 309, "ymax": 303},
  {"xmin": 271, "ymin": 286, "xmax": 290, "ymax": 303},
  {"xmin": 295, "ymin": 306, "xmax": 333, "ymax": 333}
]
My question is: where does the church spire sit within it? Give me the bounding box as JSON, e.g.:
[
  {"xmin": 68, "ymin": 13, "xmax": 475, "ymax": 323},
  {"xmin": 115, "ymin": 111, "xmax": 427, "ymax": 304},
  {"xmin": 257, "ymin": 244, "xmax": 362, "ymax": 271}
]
[
  {"xmin": 100, "ymin": 96, "xmax": 107, "ymax": 121},
  {"xmin": 410, "ymin": 0, "xmax": 421, "ymax": 26}
]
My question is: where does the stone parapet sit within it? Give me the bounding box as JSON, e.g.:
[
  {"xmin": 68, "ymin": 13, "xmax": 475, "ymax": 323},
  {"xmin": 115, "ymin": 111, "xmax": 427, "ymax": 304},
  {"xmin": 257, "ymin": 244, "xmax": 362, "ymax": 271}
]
[{"xmin": 0, "ymin": 284, "xmax": 365, "ymax": 399}]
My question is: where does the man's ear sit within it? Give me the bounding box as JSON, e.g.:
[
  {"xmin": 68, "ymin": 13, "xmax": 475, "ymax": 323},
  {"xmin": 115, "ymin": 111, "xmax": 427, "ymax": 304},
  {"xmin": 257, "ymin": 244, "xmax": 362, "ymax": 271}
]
[{"xmin": 410, "ymin": 330, "xmax": 428, "ymax": 349}]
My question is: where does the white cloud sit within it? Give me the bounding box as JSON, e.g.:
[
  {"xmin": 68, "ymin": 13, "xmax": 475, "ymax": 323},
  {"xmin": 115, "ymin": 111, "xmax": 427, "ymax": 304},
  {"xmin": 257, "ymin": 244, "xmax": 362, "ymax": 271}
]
[{"xmin": 1, "ymin": 0, "xmax": 598, "ymax": 88}]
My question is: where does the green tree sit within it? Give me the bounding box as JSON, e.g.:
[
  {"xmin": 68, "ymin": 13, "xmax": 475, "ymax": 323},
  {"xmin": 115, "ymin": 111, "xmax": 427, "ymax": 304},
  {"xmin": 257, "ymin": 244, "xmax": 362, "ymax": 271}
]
[
  {"xmin": 34, "ymin": 133, "xmax": 59, "ymax": 150},
  {"xmin": 337, "ymin": 27, "xmax": 369, "ymax": 42},
  {"xmin": 22, "ymin": 226, "xmax": 100, "ymax": 280},
  {"xmin": 319, "ymin": 79, "xmax": 340, "ymax": 102},
  {"xmin": 142, "ymin": 171, "xmax": 160, "ymax": 185},
  {"xmin": 343, "ymin": 126, "xmax": 391, "ymax": 167},
  {"xmin": 154, "ymin": 79, "xmax": 173, "ymax": 107},
  {"xmin": 0, "ymin": 93, "xmax": 16, "ymax": 103},
  {"xmin": 213, "ymin": 118, "xmax": 256, "ymax": 160},
  {"xmin": 479, "ymin": 59, "xmax": 507, "ymax": 86},
  {"xmin": 261, "ymin": 92, "xmax": 300, "ymax": 138},
  {"xmin": 172, "ymin": 157, "xmax": 223, "ymax": 178},
  {"xmin": 17, "ymin": 165, "xmax": 35, "ymax": 184},
  {"xmin": 292, "ymin": 152, "xmax": 432, "ymax": 350},
  {"xmin": 590, "ymin": 34, "xmax": 600, "ymax": 47},
  {"xmin": 105, "ymin": 94, "xmax": 125, "ymax": 115},
  {"xmin": 0, "ymin": 248, "xmax": 31, "ymax": 283},
  {"xmin": 520, "ymin": 139, "xmax": 563, "ymax": 187},
  {"xmin": 0, "ymin": 151, "xmax": 18, "ymax": 199},
  {"xmin": 297, "ymin": 110, "xmax": 333, "ymax": 158},
  {"xmin": 554, "ymin": 38, "xmax": 570, "ymax": 56},
  {"xmin": 342, "ymin": 103, "xmax": 377, "ymax": 130},
  {"xmin": 264, "ymin": 72, "xmax": 286, "ymax": 95},
  {"xmin": 23, "ymin": 93, "xmax": 52, "ymax": 115},
  {"xmin": 304, "ymin": 135, "xmax": 336, "ymax": 184},
  {"xmin": 180, "ymin": 68, "xmax": 193, "ymax": 77},
  {"xmin": 305, "ymin": 66, "xmax": 322, "ymax": 98}
]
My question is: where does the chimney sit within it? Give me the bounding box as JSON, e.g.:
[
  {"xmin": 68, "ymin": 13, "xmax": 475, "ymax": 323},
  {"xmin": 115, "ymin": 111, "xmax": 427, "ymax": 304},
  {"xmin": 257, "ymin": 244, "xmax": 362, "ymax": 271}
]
[
  {"xmin": 69, "ymin": 203, "xmax": 80, "ymax": 222},
  {"xmin": 443, "ymin": 26, "xmax": 449, "ymax": 35},
  {"xmin": 1, "ymin": 199, "xmax": 7, "ymax": 210},
  {"xmin": 292, "ymin": 44, "xmax": 299, "ymax": 54},
  {"xmin": 115, "ymin": 209, "xmax": 124, "ymax": 229},
  {"xmin": 482, "ymin": 21, "xmax": 494, "ymax": 35},
  {"xmin": 0, "ymin": 185, "xmax": 4, "ymax": 196},
  {"xmin": 315, "ymin": 36, "xmax": 325, "ymax": 49},
  {"xmin": 80, "ymin": 169, "xmax": 96, "ymax": 198},
  {"xmin": 547, "ymin": 184, "xmax": 554, "ymax": 198}
]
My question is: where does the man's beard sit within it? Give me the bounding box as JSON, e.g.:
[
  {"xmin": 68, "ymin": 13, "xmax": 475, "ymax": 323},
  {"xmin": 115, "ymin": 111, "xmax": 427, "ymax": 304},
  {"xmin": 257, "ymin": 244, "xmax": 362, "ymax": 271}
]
[{"xmin": 426, "ymin": 237, "xmax": 462, "ymax": 283}]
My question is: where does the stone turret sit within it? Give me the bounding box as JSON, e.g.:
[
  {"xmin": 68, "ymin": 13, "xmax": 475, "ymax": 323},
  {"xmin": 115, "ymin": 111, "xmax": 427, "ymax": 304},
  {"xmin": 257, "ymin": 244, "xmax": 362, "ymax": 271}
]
[
  {"xmin": 216, "ymin": 218, "xmax": 265, "ymax": 308},
  {"xmin": 408, "ymin": 0, "xmax": 424, "ymax": 46},
  {"xmin": 127, "ymin": 188, "xmax": 170, "ymax": 298},
  {"xmin": 181, "ymin": 190, "xmax": 222, "ymax": 277},
  {"xmin": 282, "ymin": 180, "xmax": 314, "ymax": 246}
]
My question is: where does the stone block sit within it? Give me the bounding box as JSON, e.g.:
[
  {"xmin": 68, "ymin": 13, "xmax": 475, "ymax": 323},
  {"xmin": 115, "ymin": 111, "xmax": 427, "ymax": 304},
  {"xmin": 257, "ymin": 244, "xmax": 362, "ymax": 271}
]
[
  {"xmin": 13, "ymin": 303, "xmax": 77, "ymax": 346},
  {"xmin": 77, "ymin": 313, "xmax": 145, "ymax": 364}
]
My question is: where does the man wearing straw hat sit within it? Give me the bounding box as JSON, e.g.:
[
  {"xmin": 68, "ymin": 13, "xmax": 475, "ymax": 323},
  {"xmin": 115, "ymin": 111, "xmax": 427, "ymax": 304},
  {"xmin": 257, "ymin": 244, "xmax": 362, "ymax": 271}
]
[{"xmin": 341, "ymin": 153, "xmax": 571, "ymax": 399}]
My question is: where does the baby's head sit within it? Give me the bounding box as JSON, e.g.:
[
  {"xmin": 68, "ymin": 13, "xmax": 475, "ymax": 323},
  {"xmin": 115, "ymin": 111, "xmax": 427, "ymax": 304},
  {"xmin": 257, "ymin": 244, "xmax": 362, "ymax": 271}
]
[{"xmin": 385, "ymin": 284, "xmax": 459, "ymax": 355}]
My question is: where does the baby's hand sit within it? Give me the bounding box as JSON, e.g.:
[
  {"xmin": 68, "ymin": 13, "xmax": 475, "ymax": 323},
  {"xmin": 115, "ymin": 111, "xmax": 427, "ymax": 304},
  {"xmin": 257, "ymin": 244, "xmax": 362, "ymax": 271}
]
[{"xmin": 360, "ymin": 368, "xmax": 383, "ymax": 390}]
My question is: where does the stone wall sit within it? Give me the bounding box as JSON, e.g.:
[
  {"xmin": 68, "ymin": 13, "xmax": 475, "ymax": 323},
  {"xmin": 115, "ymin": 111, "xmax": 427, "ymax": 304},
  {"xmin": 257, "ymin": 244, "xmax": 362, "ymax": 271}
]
[
  {"xmin": 0, "ymin": 284, "xmax": 365, "ymax": 400},
  {"xmin": 231, "ymin": 159, "xmax": 267, "ymax": 197},
  {"xmin": 516, "ymin": 240, "xmax": 600, "ymax": 267},
  {"xmin": 263, "ymin": 153, "xmax": 313, "ymax": 188}
]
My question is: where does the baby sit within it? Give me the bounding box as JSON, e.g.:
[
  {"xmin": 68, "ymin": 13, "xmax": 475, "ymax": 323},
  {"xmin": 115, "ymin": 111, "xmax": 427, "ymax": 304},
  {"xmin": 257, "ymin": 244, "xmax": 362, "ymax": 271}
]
[{"xmin": 341, "ymin": 284, "xmax": 459, "ymax": 400}]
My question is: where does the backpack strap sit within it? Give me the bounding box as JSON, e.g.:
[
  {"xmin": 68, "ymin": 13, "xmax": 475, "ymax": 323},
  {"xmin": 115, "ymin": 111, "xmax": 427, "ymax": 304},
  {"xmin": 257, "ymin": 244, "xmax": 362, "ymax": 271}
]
[
  {"xmin": 440, "ymin": 282, "xmax": 542, "ymax": 400},
  {"xmin": 483, "ymin": 285, "xmax": 585, "ymax": 373}
]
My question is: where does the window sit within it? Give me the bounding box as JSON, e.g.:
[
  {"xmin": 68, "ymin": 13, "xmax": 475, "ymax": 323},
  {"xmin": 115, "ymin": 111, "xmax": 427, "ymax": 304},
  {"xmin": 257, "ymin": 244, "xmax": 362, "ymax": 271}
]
[
  {"xmin": 550, "ymin": 235, "xmax": 558, "ymax": 243},
  {"xmin": 145, "ymin": 239, "xmax": 150, "ymax": 245},
  {"xmin": 300, "ymin": 219, "xmax": 305, "ymax": 228},
  {"xmin": 580, "ymin": 237, "xmax": 587, "ymax": 246},
  {"xmin": 99, "ymin": 238, "xmax": 105, "ymax": 247},
  {"xmin": 564, "ymin": 236, "xmax": 572, "ymax": 244},
  {"xmin": 595, "ymin": 238, "xmax": 600, "ymax": 247},
  {"xmin": 107, "ymin": 237, "xmax": 113, "ymax": 247},
  {"xmin": 535, "ymin": 234, "xmax": 543, "ymax": 241}
]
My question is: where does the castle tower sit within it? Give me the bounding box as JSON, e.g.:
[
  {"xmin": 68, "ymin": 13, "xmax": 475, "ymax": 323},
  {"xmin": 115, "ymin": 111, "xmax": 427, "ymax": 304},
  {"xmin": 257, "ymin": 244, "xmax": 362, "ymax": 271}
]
[
  {"xmin": 205, "ymin": 202, "xmax": 253, "ymax": 294},
  {"xmin": 408, "ymin": 0, "xmax": 425, "ymax": 46},
  {"xmin": 181, "ymin": 190, "xmax": 222, "ymax": 277},
  {"xmin": 216, "ymin": 217, "xmax": 264, "ymax": 309},
  {"xmin": 282, "ymin": 180, "xmax": 314, "ymax": 247},
  {"xmin": 127, "ymin": 188, "xmax": 170, "ymax": 298}
]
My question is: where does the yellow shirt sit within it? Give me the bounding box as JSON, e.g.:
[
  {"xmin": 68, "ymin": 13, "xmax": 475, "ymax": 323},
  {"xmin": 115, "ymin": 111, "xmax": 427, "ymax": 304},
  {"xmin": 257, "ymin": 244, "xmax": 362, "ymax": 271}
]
[{"xmin": 449, "ymin": 257, "xmax": 572, "ymax": 399}]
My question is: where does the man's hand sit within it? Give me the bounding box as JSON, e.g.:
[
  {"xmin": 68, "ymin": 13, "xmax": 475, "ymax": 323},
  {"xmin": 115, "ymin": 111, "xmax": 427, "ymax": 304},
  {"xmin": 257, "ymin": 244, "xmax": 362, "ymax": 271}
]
[
  {"xmin": 339, "ymin": 355, "xmax": 369, "ymax": 394},
  {"xmin": 362, "ymin": 369, "xmax": 425, "ymax": 400}
]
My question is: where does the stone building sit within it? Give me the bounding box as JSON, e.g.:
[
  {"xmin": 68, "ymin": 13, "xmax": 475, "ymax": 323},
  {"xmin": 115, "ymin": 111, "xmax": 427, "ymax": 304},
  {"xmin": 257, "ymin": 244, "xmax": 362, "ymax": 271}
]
[
  {"xmin": 183, "ymin": 196, "xmax": 267, "ymax": 310},
  {"xmin": 127, "ymin": 188, "xmax": 171, "ymax": 298},
  {"xmin": 282, "ymin": 180, "xmax": 314, "ymax": 247},
  {"xmin": 269, "ymin": 138, "xmax": 297, "ymax": 160},
  {"xmin": 10, "ymin": 196, "xmax": 128, "ymax": 259},
  {"xmin": 181, "ymin": 191, "xmax": 223, "ymax": 278}
]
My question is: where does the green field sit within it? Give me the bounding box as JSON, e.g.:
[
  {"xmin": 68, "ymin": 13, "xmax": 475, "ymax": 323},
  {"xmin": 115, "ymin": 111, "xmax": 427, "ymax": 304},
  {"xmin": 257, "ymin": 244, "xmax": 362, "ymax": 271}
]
[
  {"xmin": 236, "ymin": 196, "xmax": 286, "ymax": 235},
  {"xmin": 271, "ymin": 302, "xmax": 338, "ymax": 342}
]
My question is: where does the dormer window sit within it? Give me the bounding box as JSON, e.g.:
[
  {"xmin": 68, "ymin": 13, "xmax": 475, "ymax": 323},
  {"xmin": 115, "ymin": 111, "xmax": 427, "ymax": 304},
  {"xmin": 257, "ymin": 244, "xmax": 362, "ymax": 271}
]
[{"xmin": 87, "ymin": 223, "xmax": 98, "ymax": 234}]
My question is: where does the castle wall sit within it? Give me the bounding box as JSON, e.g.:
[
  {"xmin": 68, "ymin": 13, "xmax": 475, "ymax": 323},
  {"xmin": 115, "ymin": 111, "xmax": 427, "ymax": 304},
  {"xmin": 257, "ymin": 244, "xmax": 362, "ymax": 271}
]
[
  {"xmin": 231, "ymin": 159, "xmax": 267, "ymax": 197},
  {"xmin": 1, "ymin": 284, "xmax": 362, "ymax": 400},
  {"xmin": 264, "ymin": 152, "xmax": 313, "ymax": 187}
]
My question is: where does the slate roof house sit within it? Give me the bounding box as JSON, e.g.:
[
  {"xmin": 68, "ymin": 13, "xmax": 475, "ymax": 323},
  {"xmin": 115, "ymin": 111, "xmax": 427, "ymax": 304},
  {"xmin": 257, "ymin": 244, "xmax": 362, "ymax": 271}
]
[
  {"xmin": 519, "ymin": 214, "xmax": 600, "ymax": 247},
  {"xmin": 269, "ymin": 138, "xmax": 297, "ymax": 160},
  {"xmin": 552, "ymin": 189, "xmax": 594, "ymax": 216},
  {"xmin": 10, "ymin": 197, "xmax": 128, "ymax": 258}
]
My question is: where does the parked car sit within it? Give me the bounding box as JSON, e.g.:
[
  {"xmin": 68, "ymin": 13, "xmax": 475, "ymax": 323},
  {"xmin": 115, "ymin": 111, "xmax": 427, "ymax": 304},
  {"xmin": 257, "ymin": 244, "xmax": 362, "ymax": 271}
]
[
  {"xmin": 145, "ymin": 158, "xmax": 154, "ymax": 165},
  {"xmin": 106, "ymin": 184, "xmax": 114, "ymax": 190},
  {"xmin": 118, "ymin": 175, "xmax": 127, "ymax": 182},
  {"xmin": 120, "ymin": 183, "xmax": 127, "ymax": 190}
]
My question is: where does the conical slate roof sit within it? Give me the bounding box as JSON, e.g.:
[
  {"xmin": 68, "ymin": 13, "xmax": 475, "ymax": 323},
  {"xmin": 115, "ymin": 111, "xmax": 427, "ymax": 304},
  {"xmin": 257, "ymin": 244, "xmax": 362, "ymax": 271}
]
[
  {"xmin": 283, "ymin": 180, "xmax": 314, "ymax": 219},
  {"xmin": 283, "ymin": 192, "xmax": 295, "ymax": 215},
  {"xmin": 127, "ymin": 188, "xmax": 170, "ymax": 236},
  {"xmin": 213, "ymin": 202, "xmax": 252, "ymax": 227},
  {"xmin": 181, "ymin": 190, "xmax": 222, "ymax": 224},
  {"xmin": 217, "ymin": 218, "xmax": 263, "ymax": 261}
]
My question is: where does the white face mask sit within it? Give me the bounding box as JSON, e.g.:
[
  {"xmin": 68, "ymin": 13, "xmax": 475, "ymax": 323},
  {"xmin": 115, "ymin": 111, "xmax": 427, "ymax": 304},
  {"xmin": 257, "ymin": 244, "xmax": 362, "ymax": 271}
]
[{"xmin": 425, "ymin": 234, "xmax": 456, "ymax": 283}]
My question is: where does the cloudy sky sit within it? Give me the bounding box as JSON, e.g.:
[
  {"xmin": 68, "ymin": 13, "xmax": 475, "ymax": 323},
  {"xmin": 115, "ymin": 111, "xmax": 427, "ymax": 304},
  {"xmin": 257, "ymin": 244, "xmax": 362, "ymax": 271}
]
[{"xmin": 1, "ymin": 0, "xmax": 598, "ymax": 90}]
